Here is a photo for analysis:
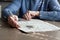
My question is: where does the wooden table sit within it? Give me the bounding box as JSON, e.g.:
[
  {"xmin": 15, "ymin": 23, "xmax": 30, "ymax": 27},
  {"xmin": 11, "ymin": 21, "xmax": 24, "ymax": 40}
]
[{"xmin": 0, "ymin": 19, "xmax": 60, "ymax": 40}]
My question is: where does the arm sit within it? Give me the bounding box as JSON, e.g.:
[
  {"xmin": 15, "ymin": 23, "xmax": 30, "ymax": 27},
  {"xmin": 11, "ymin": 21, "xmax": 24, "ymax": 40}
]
[
  {"xmin": 39, "ymin": 0, "xmax": 60, "ymax": 21},
  {"xmin": 2, "ymin": 0, "xmax": 22, "ymax": 21}
]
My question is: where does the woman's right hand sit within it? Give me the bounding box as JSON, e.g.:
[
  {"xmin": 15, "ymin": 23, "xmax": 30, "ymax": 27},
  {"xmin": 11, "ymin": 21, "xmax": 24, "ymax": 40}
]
[{"xmin": 8, "ymin": 15, "xmax": 19, "ymax": 28}]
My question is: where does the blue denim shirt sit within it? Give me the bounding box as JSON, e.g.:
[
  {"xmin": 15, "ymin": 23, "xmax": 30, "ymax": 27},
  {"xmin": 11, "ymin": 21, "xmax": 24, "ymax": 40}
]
[{"xmin": 2, "ymin": 0, "xmax": 60, "ymax": 21}]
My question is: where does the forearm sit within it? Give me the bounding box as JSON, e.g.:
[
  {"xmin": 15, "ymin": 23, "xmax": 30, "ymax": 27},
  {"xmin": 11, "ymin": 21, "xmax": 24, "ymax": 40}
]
[
  {"xmin": 39, "ymin": 11, "xmax": 60, "ymax": 21},
  {"xmin": 38, "ymin": 0, "xmax": 60, "ymax": 21},
  {"xmin": 2, "ymin": 0, "xmax": 21, "ymax": 21}
]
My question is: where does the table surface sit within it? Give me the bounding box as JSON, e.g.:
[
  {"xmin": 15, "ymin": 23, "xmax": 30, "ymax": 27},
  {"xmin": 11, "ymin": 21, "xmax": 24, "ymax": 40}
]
[{"xmin": 0, "ymin": 19, "xmax": 60, "ymax": 40}]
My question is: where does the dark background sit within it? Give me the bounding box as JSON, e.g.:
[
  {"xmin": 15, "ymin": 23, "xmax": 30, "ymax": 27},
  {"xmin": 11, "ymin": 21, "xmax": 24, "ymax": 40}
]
[{"xmin": 58, "ymin": 0, "xmax": 60, "ymax": 3}]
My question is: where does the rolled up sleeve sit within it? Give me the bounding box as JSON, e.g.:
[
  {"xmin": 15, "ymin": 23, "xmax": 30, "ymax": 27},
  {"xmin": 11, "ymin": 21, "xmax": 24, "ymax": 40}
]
[
  {"xmin": 2, "ymin": 0, "xmax": 22, "ymax": 21},
  {"xmin": 39, "ymin": 0, "xmax": 60, "ymax": 21},
  {"xmin": 40, "ymin": 11, "xmax": 60, "ymax": 21}
]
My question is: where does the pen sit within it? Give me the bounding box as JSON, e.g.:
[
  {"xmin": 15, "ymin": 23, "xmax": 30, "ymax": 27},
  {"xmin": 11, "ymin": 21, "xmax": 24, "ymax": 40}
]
[{"xmin": 8, "ymin": 10, "xmax": 13, "ymax": 16}]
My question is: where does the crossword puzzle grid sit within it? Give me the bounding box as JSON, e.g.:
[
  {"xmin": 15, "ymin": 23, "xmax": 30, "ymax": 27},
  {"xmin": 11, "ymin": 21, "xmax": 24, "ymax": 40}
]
[{"xmin": 18, "ymin": 19, "xmax": 60, "ymax": 32}]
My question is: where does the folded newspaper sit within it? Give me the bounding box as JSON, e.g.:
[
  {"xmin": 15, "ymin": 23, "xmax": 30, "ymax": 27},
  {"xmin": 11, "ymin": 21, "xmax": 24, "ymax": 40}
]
[{"xmin": 17, "ymin": 19, "xmax": 60, "ymax": 32}]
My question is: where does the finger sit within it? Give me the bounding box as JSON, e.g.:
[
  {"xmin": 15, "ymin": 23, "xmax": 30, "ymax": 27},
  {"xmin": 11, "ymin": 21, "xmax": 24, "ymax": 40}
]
[
  {"xmin": 29, "ymin": 11, "xmax": 34, "ymax": 19},
  {"xmin": 14, "ymin": 15, "xmax": 18, "ymax": 21},
  {"xmin": 25, "ymin": 14, "xmax": 28, "ymax": 20},
  {"xmin": 9, "ymin": 17, "xmax": 15, "ymax": 27},
  {"xmin": 28, "ymin": 13, "xmax": 31, "ymax": 20},
  {"xmin": 26, "ymin": 13, "xmax": 31, "ymax": 20},
  {"xmin": 8, "ymin": 20, "xmax": 14, "ymax": 27},
  {"xmin": 13, "ymin": 21, "xmax": 19, "ymax": 28},
  {"xmin": 23, "ymin": 14, "xmax": 26, "ymax": 19},
  {"xmin": 8, "ymin": 16, "xmax": 17, "ymax": 27},
  {"xmin": 16, "ymin": 24, "xmax": 20, "ymax": 28},
  {"xmin": 10, "ymin": 20, "xmax": 16, "ymax": 27},
  {"xmin": 8, "ymin": 17, "xmax": 12, "ymax": 25},
  {"xmin": 23, "ymin": 14, "xmax": 28, "ymax": 20},
  {"xmin": 9, "ymin": 20, "xmax": 14, "ymax": 27},
  {"xmin": 15, "ymin": 22, "xmax": 20, "ymax": 28},
  {"xmin": 10, "ymin": 15, "xmax": 17, "ymax": 21},
  {"xmin": 26, "ymin": 13, "xmax": 30, "ymax": 20}
]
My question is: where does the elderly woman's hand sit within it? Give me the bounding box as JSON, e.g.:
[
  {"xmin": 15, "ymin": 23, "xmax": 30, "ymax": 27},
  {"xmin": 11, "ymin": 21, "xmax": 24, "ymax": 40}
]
[
  {"xmin": 8, "ymin": 15, "xmax": 19, "ymax": 28},
  {"xmin": 23, "ymin": 11, "xmax": 39, "ymax": 20}
]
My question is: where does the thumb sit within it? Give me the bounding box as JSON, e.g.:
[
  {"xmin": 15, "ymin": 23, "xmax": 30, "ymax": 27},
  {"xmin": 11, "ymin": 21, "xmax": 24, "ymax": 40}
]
[{"xmin": 13, "ymin": 15, "xmax": 18, "ymax": 21}]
